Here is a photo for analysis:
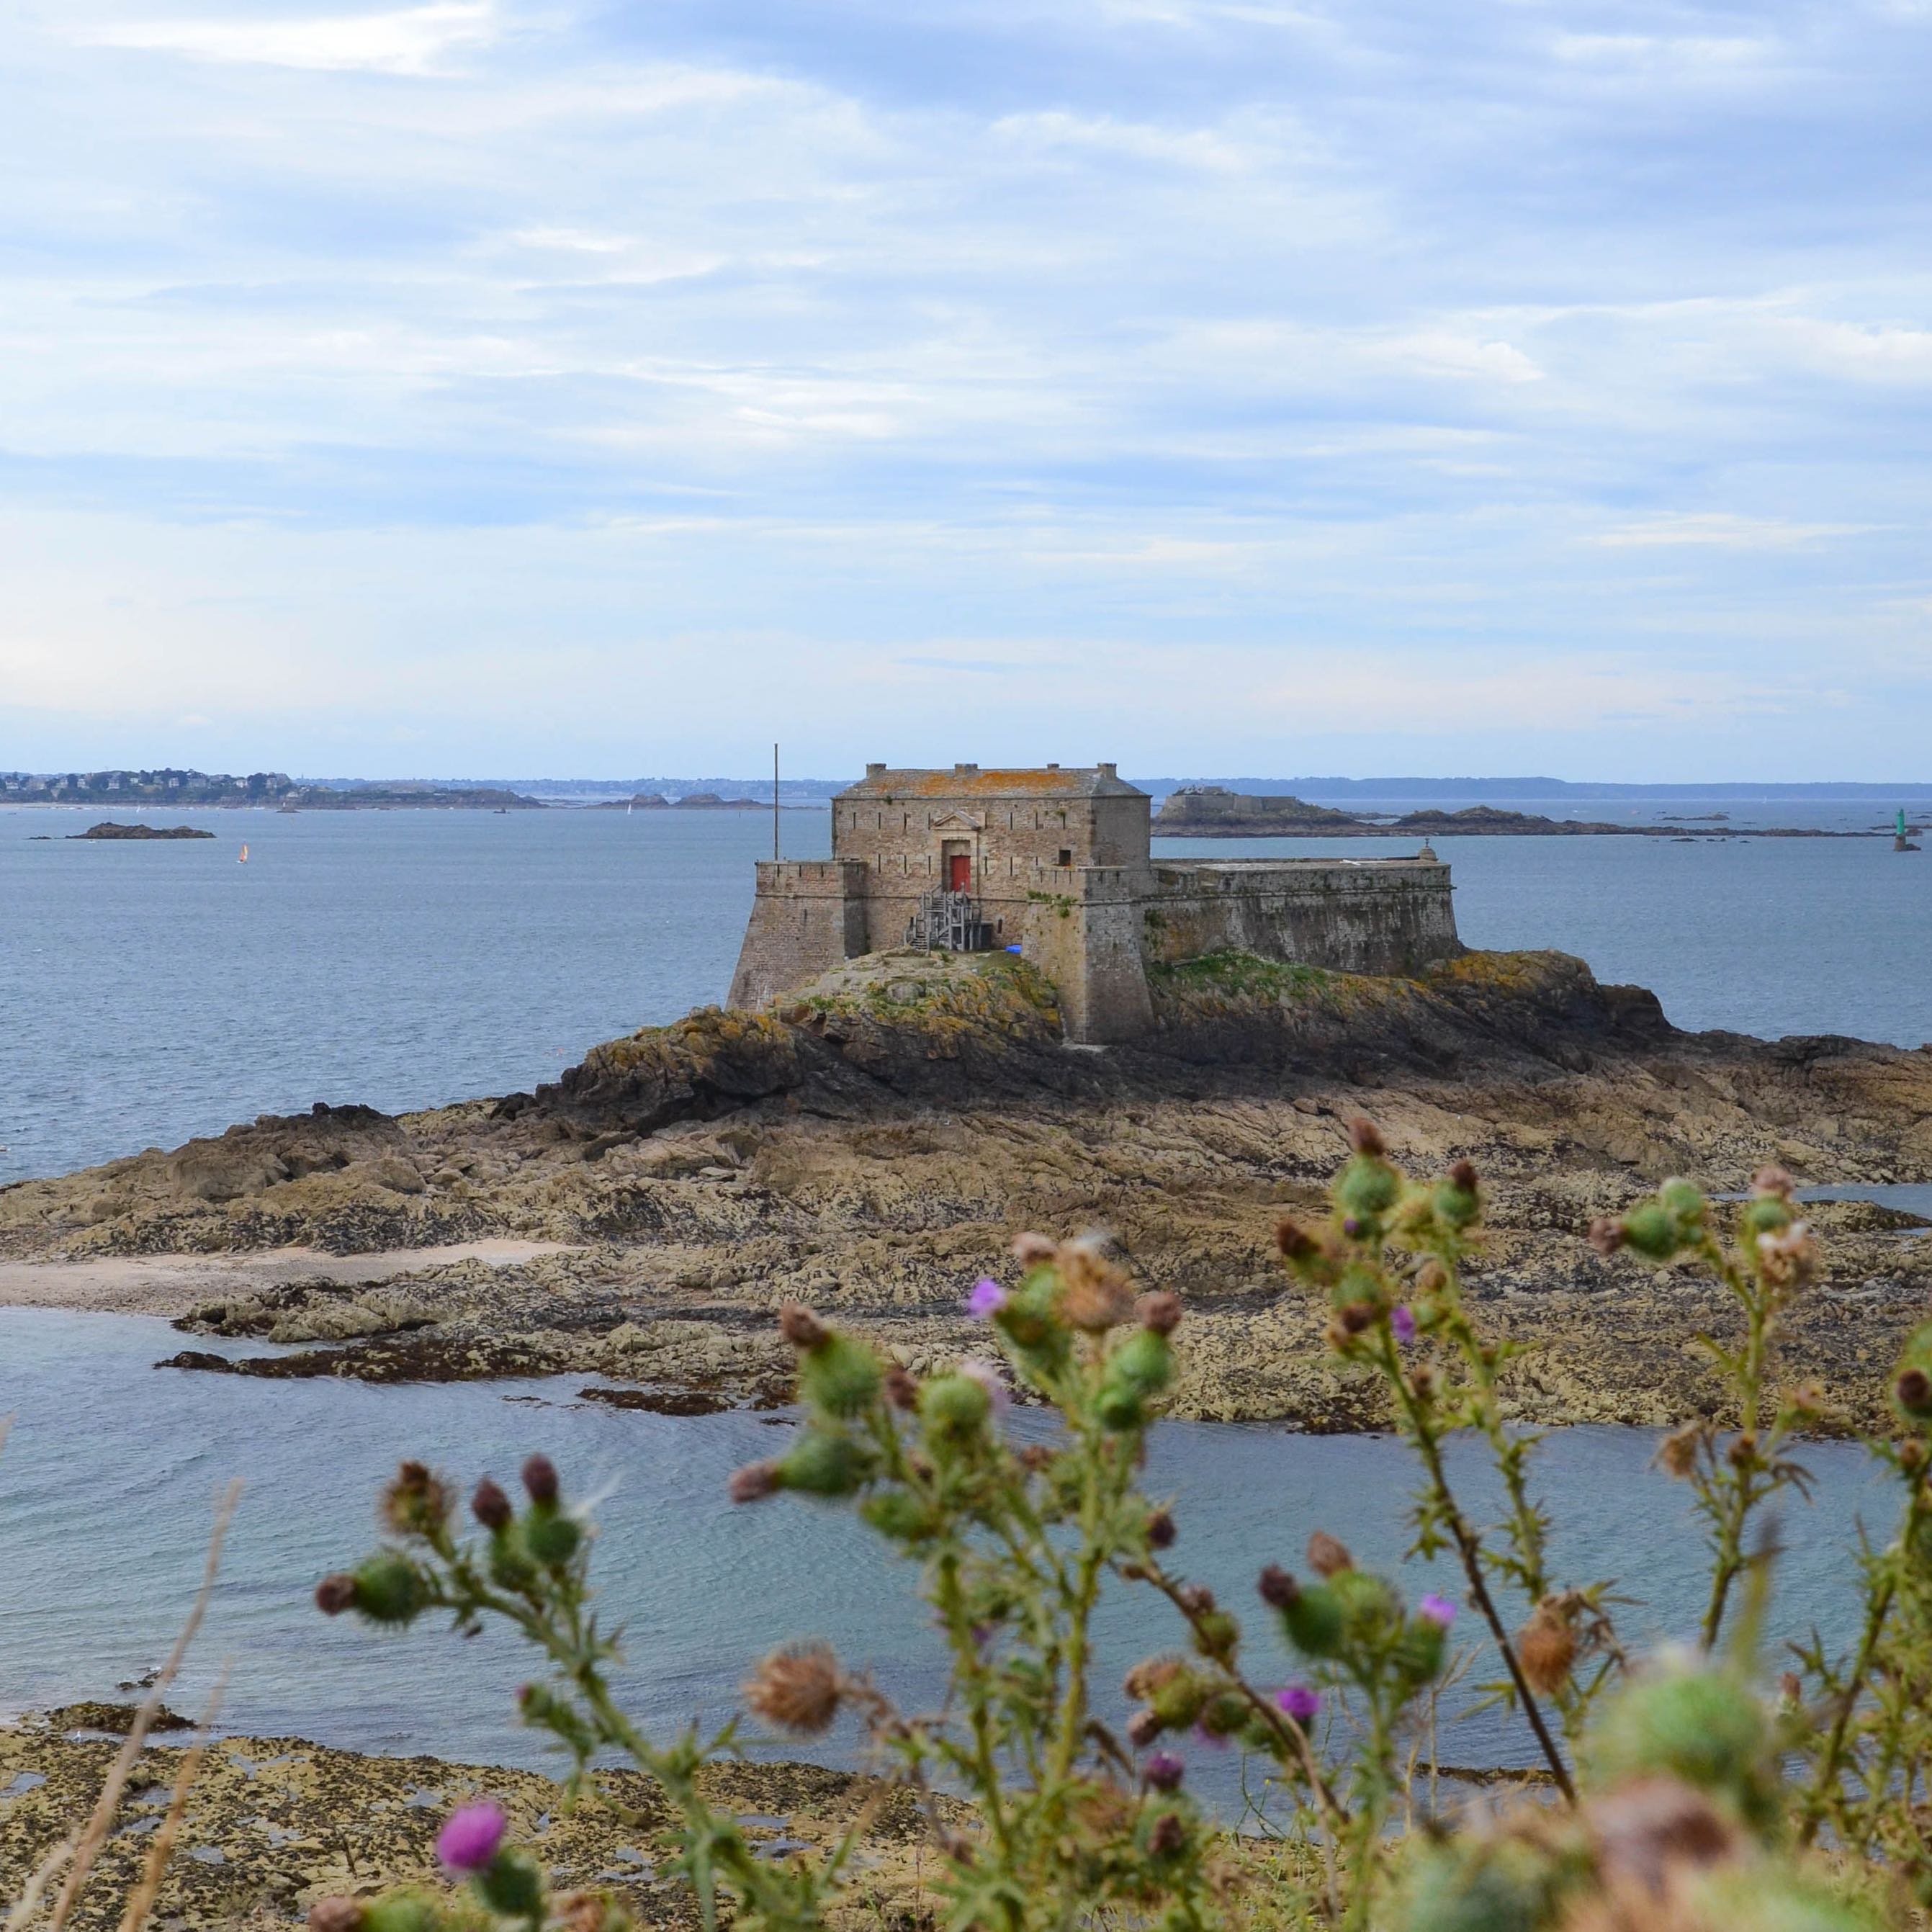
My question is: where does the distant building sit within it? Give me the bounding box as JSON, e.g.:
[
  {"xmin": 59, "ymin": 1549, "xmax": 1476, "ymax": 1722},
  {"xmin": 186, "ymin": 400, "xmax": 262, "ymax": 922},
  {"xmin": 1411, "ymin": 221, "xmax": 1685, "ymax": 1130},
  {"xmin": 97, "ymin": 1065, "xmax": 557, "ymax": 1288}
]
[{"xmin": 729, "ymin": 763, "xmax": 1461, "ymax": 1042}]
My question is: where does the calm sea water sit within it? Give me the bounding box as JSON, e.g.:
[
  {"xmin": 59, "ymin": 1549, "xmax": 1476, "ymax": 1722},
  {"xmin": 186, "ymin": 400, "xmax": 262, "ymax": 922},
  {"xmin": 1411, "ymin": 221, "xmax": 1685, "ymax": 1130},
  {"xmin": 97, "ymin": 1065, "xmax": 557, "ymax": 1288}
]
[
  {"xmin": 6, "ymin": 801, "xmax": 1930, "ymax": 1786},
  {"xmin": 6, "ymin": 800, "xmax": 1932, "ymax": 1185},
  {"xmin": 0, "ymin": 1308, "xmax": 1897, "ymax": 1798}
]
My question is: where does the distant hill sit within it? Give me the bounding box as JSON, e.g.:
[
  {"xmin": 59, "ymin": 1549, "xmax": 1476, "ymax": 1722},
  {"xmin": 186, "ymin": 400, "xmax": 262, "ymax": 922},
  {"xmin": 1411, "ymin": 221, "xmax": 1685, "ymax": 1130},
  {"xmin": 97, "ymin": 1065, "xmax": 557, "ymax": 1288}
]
[
  {"xmin": 1152, "ymin": 788, "xmax": 1370, "ymax": 832},
  {"xmin": 1, "ymin": 769, "xmax": 543, "ymax": 809}
]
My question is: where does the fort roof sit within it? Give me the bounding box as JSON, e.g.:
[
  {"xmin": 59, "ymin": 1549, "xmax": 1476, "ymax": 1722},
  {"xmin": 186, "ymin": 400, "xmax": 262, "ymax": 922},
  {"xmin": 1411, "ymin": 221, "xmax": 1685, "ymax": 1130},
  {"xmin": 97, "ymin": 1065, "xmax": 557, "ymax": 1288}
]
[{"xmin": 840, "ymin": 763, "xmax": 1146, "ymax": 801}]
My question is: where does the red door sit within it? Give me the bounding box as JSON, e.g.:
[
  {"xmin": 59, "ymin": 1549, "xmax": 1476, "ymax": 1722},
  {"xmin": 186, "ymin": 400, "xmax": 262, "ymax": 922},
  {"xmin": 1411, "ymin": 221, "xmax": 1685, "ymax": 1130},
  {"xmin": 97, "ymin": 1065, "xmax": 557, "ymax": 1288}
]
[{"xmin": 948, "ymin": 853, "xmax": 972, "ymax": 891}]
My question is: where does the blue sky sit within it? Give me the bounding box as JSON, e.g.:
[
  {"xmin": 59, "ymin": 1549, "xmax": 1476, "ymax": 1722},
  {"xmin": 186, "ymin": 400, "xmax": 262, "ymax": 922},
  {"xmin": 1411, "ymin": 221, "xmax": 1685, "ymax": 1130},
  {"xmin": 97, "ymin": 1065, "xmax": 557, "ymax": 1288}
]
[{"xmin": 2, "ymin": 0, "xmax": 1928, "ymax": 779}]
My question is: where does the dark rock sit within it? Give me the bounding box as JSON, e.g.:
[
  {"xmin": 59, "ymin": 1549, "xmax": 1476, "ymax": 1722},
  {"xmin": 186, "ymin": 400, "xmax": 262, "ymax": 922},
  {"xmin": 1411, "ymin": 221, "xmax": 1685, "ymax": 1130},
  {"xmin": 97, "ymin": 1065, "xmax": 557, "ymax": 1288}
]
[{"xmin": 68, "ymin": 822, "xmax": 215, "ymax": 840}]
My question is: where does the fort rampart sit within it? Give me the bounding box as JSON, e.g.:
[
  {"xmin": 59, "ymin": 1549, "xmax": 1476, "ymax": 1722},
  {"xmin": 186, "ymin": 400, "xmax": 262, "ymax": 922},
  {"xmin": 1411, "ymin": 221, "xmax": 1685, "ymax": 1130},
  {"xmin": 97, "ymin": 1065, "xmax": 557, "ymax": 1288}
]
[{"xmin": 727, "ymin": 765, "xmax": 1462, "ymax": 1042}]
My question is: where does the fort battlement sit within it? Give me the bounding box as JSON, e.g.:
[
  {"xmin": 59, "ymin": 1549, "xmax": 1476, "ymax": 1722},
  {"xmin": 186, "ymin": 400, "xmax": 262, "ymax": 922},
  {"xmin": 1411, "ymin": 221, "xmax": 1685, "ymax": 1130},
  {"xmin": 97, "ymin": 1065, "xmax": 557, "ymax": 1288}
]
[{"xmin": 728, "ymin": 765, "xmax": 1461, "ymax": 1041}]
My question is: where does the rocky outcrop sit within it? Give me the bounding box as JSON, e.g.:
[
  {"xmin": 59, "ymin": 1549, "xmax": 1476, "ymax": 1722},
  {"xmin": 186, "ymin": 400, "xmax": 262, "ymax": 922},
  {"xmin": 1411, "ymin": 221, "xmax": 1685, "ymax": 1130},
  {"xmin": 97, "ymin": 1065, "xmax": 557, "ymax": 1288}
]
[
  {"xmin": 68, "ymin": 821, "xmax": 215, "ymax": 840},
  {"xmin": 6, "ymin": 947, "xmax": 1932, "ymax": 1431},
  {"xmin": 0, "ymin": 1718, "xmax": 948, "ymax": 1931}
]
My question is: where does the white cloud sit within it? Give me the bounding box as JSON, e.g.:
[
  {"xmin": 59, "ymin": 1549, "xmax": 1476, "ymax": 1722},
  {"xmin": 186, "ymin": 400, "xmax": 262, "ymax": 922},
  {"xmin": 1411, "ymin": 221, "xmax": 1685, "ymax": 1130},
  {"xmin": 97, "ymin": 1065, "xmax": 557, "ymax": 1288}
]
[
  {"xmin": 81, "ymin": 2, "xmax": 498, "ymax": 73},
  {"xmin": 1596, "ymin": 515, "xmax": 1864, "ymax": 552}
]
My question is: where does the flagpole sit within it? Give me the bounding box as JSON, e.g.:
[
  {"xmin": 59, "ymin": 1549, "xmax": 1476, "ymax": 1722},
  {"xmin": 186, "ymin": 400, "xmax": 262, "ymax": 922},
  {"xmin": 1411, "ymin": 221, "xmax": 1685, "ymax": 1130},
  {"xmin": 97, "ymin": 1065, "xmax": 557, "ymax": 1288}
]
[{"xmin": 773, "ymin": 743, "xmax": 780, "ymax": 862}]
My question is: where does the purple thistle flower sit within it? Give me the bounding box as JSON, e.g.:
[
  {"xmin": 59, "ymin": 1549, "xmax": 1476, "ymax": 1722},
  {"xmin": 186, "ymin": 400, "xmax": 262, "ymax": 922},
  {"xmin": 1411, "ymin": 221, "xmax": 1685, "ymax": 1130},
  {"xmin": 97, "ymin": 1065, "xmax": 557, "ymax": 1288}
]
[
  {"xmin": 1144, "ymin": 1751, "xmax": 1185, "ymax": 1792},
  {"xmin": 1342, "ymin": 1217, "xmax": 1362, "ymax": 1239},
  {"xmin": 1391, "ymin": 1305, "xmax": 1416, "ymax": 1347},
  {"xmin": 1418, "ymin": 1594, "xmax": 1457, "ymax": 1629},
  {"xmin": 1276, "ymin": 1684, "xmax": 1321, "ymax": 1725},
  {"xmin": 437, "ymin": 1801, "xmax": 507, "ymax": 1874},
  {"xmin": 966, "ymin": 1277, "xmax": 1007, "ymax": 1319}
]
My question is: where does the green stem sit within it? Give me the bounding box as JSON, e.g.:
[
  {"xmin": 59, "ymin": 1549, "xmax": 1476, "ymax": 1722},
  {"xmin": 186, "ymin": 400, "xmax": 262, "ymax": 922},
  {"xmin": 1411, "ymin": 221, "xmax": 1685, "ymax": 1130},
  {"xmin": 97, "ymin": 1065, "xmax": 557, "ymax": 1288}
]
[
  {"xmin": 1378, "ymin": 1330, "xmax": 1577, "ymax": 1802},
  {"xmin": 1797, "ymin": 1471, "xmax": 1930, "ymax": 1848}
]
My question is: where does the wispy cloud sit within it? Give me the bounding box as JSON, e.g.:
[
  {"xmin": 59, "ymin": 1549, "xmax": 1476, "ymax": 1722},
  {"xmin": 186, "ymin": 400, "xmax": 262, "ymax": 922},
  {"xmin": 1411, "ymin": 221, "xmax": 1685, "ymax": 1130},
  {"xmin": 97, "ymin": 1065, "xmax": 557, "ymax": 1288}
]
[
  {"xmin": 1596, "ymin": 515, "xmax": 1866, "ymax": 552},
  {"xmin": 80, "ymin": 2, "xmax": 498, "ymax": 73},
  {"xmin": 5, "ymin": 0, "xmax": 1931, "ymax": 776}
]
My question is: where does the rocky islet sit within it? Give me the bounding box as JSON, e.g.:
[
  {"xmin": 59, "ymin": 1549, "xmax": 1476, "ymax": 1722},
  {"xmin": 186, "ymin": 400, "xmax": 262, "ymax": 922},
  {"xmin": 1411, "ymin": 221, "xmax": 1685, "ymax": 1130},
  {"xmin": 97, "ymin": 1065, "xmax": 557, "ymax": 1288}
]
[{"xmin": 4, "ymin": 944, "xmax": 1930, "ymax": 1434}]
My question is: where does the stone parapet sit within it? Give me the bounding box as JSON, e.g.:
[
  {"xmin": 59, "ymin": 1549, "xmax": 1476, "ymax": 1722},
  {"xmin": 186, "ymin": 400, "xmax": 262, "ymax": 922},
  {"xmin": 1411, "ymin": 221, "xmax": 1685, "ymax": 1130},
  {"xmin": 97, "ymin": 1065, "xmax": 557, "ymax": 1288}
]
[{"xmin": 727, "ymin": 860, "xmax": 871, "ymax": 1011}]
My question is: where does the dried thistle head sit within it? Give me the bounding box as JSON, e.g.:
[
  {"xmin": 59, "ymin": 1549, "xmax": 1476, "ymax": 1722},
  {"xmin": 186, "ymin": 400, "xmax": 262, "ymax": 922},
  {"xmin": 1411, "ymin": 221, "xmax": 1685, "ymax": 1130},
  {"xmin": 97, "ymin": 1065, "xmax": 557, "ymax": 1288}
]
[
  {"xmin": 315, "ymin": 1573, "xmax": 358, "ymax": 1617},
  {"xmin": 1751, "ymin": 1164, "xmax": 1794, "ymax": 1201},
  {"xmin": 1447, "ymin": 1157, "xmax": 1479, "ymax": 1193},
  {"xmin": 380, "ymin": 1462, "xmax": 451, "ymax": 1540},
  {"xmin": 1137, "ymin": 1290, "xmax": 1182, "ymax": 1336},
  {"xmin": 1306, "ymin": 1530, "xmax": 1352, "ymax": 1577},
  {"xmin": 1755, "ymin": 1221, "xmax": 1818, "ymax": 1290},
  {"xmin": 728, "ymin": 1460, "xmax": 780, "ymax": 1504},
  {"xmin": 1588, "ymin": 1216, "xmax": 1625, "ymax": 1258},
  {"xmin": 1517, "ymin": 1607, "xmax": 1578, "ymax": 1697},
  {"xmin": 882, "ymin": 1363, "xmax": 919, "ymax": 1410},
  {"xmin": 307, "ymin": 1898, "xmax": 365, "ymax": 1932},
  {"xmin": 1275, "ymin": 1215, "xmax": 1318, "ymax": 1262},
  {"xmin": 778, "ymin": 1303, "xmax": 827, "ymax": 1349},
  {"xmin": 745, "ymin": 1641, "xmax": 845, "ymax": 1735},
  {"xmin": 1583, "ymin": 1774, "xmax": 1741, "ymax": 1902},
  {"xmin": 1347, "ymin": 1117, "xmax": 1385, "ymax": 1157},
  {"xmin": 1012, "ymin": 1231, "xmax": 1057, "ymax": 1267},
  {"xmin": 1059, "ymin": 1234, "xmax": 1135, "ymax": 1331},
  {"xmin": 1655, "ymin": 1424, "xmax": 1702, "ymax": 1480},
  {"xmin": 1123, "ymin": 1655, "xmax": 1182, "ymax": 1701}
]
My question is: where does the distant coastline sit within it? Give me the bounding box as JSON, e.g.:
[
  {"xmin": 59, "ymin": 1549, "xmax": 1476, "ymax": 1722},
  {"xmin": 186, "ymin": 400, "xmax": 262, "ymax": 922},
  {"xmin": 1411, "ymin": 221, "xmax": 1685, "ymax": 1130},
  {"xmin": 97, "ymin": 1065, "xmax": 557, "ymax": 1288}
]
[{"xmin": 1151, "ymin": 789, "xmax": 1913, "ymax": 839}]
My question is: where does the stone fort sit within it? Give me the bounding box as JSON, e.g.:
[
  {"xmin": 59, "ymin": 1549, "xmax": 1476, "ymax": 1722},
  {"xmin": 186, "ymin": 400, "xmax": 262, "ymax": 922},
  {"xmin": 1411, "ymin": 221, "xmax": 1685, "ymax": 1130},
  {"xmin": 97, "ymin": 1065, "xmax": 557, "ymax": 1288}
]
[{"xmin": 728, "ymin": 763, "xmax": 1461, "ymax": 1043}]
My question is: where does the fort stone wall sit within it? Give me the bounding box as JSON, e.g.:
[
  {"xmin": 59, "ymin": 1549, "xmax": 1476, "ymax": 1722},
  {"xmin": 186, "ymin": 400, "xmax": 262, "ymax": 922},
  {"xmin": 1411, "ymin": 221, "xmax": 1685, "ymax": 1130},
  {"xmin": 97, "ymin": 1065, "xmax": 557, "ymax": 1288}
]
[
  {"xmin": 727, "ymin": 860, "xmax": 870, "ymax": 1012},
  {"xmin": 1141, "ymin": 858, "xmax": 1458, "ymax": 979},
  {"xmin": 724, "ymin": 765, "xmax": 1461, "ymax": 1043}
]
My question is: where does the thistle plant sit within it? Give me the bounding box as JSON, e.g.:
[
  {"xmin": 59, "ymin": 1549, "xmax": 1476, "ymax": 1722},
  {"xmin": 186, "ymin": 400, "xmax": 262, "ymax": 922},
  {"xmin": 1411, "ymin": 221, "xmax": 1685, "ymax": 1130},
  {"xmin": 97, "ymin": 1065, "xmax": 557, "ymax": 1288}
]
[
  {"xmin": 1272, "ymin": 1123, "xmax": 1617, "ymax": 1790},
  {"xmin": 1589, "ymin": 1162, "xmax": 1823, "ymax": 1650},
  {"xmin": 297, "ymin": 1147, "xmax": 1932, "ymax": 1932}
]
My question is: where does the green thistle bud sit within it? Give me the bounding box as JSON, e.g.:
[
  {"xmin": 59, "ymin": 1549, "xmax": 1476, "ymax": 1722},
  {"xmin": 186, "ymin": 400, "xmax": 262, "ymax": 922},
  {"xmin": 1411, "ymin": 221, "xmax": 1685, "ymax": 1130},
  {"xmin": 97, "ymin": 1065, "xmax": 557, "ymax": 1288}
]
[
  {"xmin": 1095, "ymin": 1384, "xmax": 1146, "ymax": 1432},
  {"xmin": 488, "ymin": 1527, "xmax": 538, "ymax": 1593},
  {"xmin": 1893, "ymin": 1322, "xmax": 1932, "ymax": 1423},
  {"xmin": 1190, "ymin": 1609, "xmax": 1240, "ymax": 1661},
  {"xmin": 1198, "ymin": 1690, "xmax": 1248, "ymax": 1738},
  {"xmin": 776, "ymin": 1428, "xmax": 874, "ymax": 1497},
  {"xmin": 799, "ymin": 1331, "xmax": 884, "ymax": 1419},
  {"xmin": 475, "ymin": 1848, "xmax": 544, "ymax": 1921},
  {"xmin": 1396, "ymin": 1615, "xmax": 1448, "ymax": 1685},
  {"xmin": 359, "ymin": 1892, "xmax": 438, "ymax": 1932},
  {"xmin": 1743, "ymin": 1195, "xmax": 1793, "ymax": 1237},
  {"xmin": 1107, "ymin": 1327, "xmax": 1174, "ymax": 1398},
  {"xmin": 1149, "ymin": 1669, "xmax": 1210, "ymax": 1730},
  {"xmin": 1330, "ymin": 1567, "xmax": 1398, "ymax": 1639},
  {"xmin": 1336, "ymin": 1154, "xmax": 1399, "ymax": 1221},
  {"xmin": 1619, "ymin": 1203, "xmax": 1680, "ymax": 1260},
  {"xmin": 1330, "ymin": 1262, "xmax": 1385, "ymax": 1314},
  {"xmin": 1584, "ymin": 1664, "xmax": 1776, "ymax": 1831},
  {"xmin": 351, "ymin": 1553, "xmax": 429, "ymax": 1627},
  {"xmin": 1658, "ymin": 1178, "xmax": 1707, "ymax": 1228},
  {"xmin": 1396, "ymin": 1834, "xmax": 1575, "ymax": 1932},
  {"xmin": 1278, "ymin": 1580, "xmax": 1344, "ymax": 1658},
  {"xmin": 993, "ymin": 1272, "xmax": 1061, "ymax": 1350},
  {"xmin": 860, "ymin": 1490, "xmax": 937, "ymax": 1542},
  {"xmin": 918, "ymin": 1372, "xmax": 992, "ymax": 1444},
  {"xmin": 1432, "ymin": 1180, "xmax": 1479, "ymax": 1230},
  {"xmin": 524, "ymin": 1505, "xmax": 581, "ymax": 1568}
]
